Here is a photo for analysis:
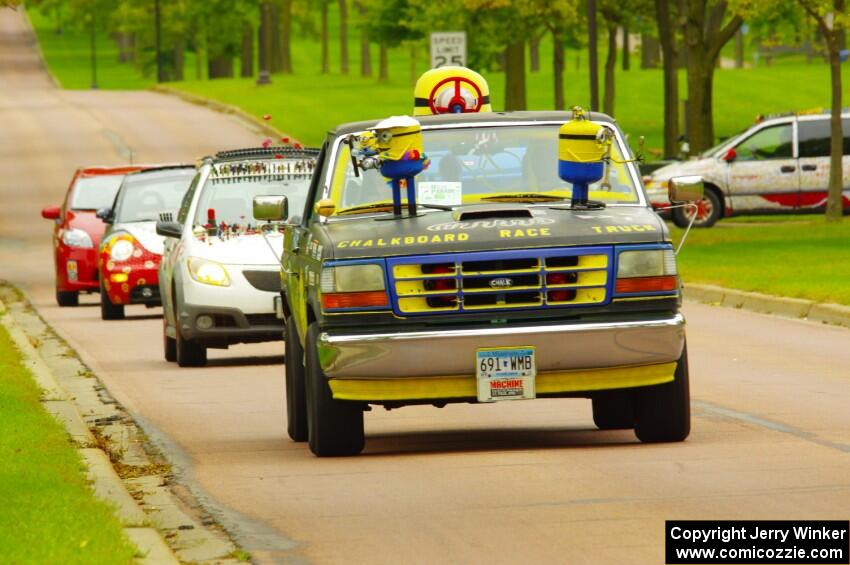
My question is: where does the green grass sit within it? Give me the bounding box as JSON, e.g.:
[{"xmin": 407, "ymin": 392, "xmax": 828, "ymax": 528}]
[
  {"xmin": 0, "ymin": 323, "xmax": 136, "ymax": 564},
  {"xmin": 673, "ymin": 219, "xmax": 850, "ymax": 305},
  {"xmin": 27, "ymin": 6, "xmax": 847, "ymax": 153}
]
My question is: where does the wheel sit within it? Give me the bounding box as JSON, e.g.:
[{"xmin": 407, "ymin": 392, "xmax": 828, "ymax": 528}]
[
  {"xmin": 305, "ymin": 322, "xmax": 364, "ymax": 456},
  {"xmin": 592, "ymin": 392, "xmax": 635, "ymax": 430},
  {"xmin": 634, "ymin": 344, "xmax": 691, "ymax": 443},
  {"xmin": 176, "ymin": 322, "xmax": 207, "ymax": 367},
  {"xmin": 285, "ymin": 316, "xmax": 308, "ymax": 442},
  {"xmin": 100, "ymin": 283, "xmax": 125, "ymax": 320},
  {"xmin": 56, "ymin": 290, "xmax": 78, "ymax": 307},
  {"xmin": 671, "ymin": 186, "xmax": 722, "ymax": 228},
  {"xmin": 163, "ymin": 315, "xmax": 176, "ymax": 362}
]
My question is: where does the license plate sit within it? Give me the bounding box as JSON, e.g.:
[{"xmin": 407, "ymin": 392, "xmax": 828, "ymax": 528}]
[{"xmin": 476, "ymin": 346, "xmax": 536, "ymax": 402}]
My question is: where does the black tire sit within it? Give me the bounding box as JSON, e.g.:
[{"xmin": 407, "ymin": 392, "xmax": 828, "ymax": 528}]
[
  {"xmin": 592, "ymin": 392, "xmax": 635, "ymax": 430},
  {"xmin": 163, "ymin": 315, "xmax": 177, "ymax": 362},
  {"xmin": 285, "ymin": 316, "xmax": 308, "ymax": 442},
  {"xmin": 176, "ymin": 322, "xmax": 207, "ymax": 367},
  {"xmin": 100, "ymin": 284, "xmax": 125, "ymax": 320},
  {"xmin": 671, "ymin": 186, "xmax": 722, "ymax": 228},
  {"xmin": 56, "ymin": 290, "xmax": 79, "ymax": 307},
  {"xmin": 305, "ymin": 323, "xmax": 364, "ymax": 456},
  {"xmin": 634, "ymin": 344, "xmax": 691, "ymax": 443}
]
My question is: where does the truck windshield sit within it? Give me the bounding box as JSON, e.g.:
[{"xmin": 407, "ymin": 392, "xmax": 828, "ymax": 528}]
[
  {"xmin": 115, "ymin": 171, "xmax": 194, "ymax": 223},
  {"xmin": 330, "ymin": 124, "xmax": 641, "ymax": 213},
  {"xmin": 194, "ymin": 163, "xmax": 312, "ymax": 228}
]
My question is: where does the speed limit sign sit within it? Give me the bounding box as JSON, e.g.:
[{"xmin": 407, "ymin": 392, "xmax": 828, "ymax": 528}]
[{"xmin": 430, "ymin": 32, "xmax": 467, "ymax": 68}]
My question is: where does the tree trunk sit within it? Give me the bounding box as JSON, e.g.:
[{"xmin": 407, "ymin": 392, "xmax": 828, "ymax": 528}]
[
  {"xmin": 208, "ymin": 56, "xmax": 233, "ymax": 79},
  {"xmin": 241, "ymin": 22, "xmax": 254, "ymax": 77},
  {"xmin": 641, "ymin": 33, "xmax": 660, "ymax": 68},
  {"xmin": 587, "ymin": 0, "xmax": 599, "ymax": 110},
  {"xmin": 603, "ymin": 24, "xmax": 617, "ymax": 115},
  {"xmin": 622, "ymin": 27, "xmax": 630, "ymax": 70},
  {"xmin": 321, "ymin": 0, "xmax": 329, "ymax": 73},
  {"xmin": 379, "ymin": 42, "xmax": 388, "ymax": 82},
  {"xmin": 504, "ymin": 40, "xmax": 527, "ymax": 111},
  {"xmin": 116, "ymin": 32, "xmax": 134, "ymax": 63},
  {"xmin": 338, "ymin": 0, "xmax": 349, "ymax": 75},
  {"xmin": 735, "ymin": 27, "xmax": 744, "ymax": 68},
  {"xmin": 270, "ymin": 2, "xmax": 282, "ymax": 73},
  {"xmin": 530, "ymin": 34, "xmax": 541, "ymax": 72},
  {"xmin": 280, "ymin": 0, "xmax": 292, "ymax": 74},
  {"xmin": 357, "ymin": 2, "xmax": 371, "ymax": 76},
  {"xmin": 553, "ymin": 29, "xmax": 565, "ymax": 111},
  {"xmin": 826, "ymin": 13, "xmax": 844, "ymax": 221},
  {"xmin": 655, "ymin": 0, "xmax": 679, "ymax": 158},
  {"xmin": 173, "ymin": 37, "xmax": 184, "ymax": 81}
]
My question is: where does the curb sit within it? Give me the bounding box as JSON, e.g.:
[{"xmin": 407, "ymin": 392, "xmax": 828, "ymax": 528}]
[
  {"xmin": 0, "ymin": 300, "xmax": 178, "ymax": 565},
  {"xmin": 683, "ymin": 283, "xmax": 850, "ymax": 329},
  {"xmin": 151, "ymin": 84, "xmax": 300, "ymax": 146}
]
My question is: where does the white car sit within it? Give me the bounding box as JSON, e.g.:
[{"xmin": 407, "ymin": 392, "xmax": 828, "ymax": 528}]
[
  {"xmin": 646, "ymin": 111, "xmax": 850, "ymax": 227},
  {"xmin": 157, "ymin": 147, "xmax": 319, "ymax": 366}
]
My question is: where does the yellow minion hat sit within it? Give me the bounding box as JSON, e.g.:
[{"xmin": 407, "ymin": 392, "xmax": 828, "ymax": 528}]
[{"xmin": 413, "ymin": 66, "xmax": 492, "ymax": 116}]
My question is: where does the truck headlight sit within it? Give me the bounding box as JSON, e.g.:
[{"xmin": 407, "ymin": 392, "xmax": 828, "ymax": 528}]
[
  {"xmin": 109, "ymin": 239, "xmax": 135, "ymax": 261},
  {"xmin": 188, "ymin": 257, "xmax": 230, "ymax": 287},
  {"xmin": 615, "ymin": 248, "xmax": 678, "ymax": 294},
  {"xmin": 62, "ymin": 228, "xmax": 94, "ymax": 249},
  {"xmin": 320, "ymin": 264, "xmax": 388, "ymax": 309}
]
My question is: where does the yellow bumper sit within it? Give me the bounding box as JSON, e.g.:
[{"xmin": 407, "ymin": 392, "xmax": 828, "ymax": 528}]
[{"xmin": 329, "ymin": 362, "xmax": 676, "ymax": 402}]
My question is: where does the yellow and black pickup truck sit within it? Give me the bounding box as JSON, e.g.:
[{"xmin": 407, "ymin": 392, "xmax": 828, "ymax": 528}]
[{"xmin": 266, "ymin": 111, "xmax": 698, "ymax": 457}]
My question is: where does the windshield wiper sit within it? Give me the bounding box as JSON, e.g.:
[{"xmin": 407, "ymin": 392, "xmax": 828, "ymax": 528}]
[
  {"xmin": 480, "ymin": 193, "xmax": 566, "ymax": 203},
  {"xmin": 337, "ymin": 201, "xmax": 454, "ymax": 215}
]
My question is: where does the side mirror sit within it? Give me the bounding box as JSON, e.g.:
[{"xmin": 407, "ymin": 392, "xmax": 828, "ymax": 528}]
[
  {"xmin": 668, "ymin": 175, "xmax": 705, "ymax": 203},
  {"xmin": 41, "ymin": 205, "xmax": 61, "ymax": 220},
  {"xmin": 721, "ymin": 148, "xmax": 737, "ymax": 162},
  {"xmin": 95, "ymin": 207, "xmax": 114, "ymax": 223},
  {"xmin": 253, "ymin": 195, "xmax": 288, "ymax": 222},
  {"xmin": 156, "ymin": 220, "xmax": 183, "ymax": 239}
]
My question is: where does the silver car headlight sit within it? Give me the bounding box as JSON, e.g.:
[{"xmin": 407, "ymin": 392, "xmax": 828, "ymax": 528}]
[{"xmin": 188, "ymin": 257, "xmax": 231, "ymax": 287}]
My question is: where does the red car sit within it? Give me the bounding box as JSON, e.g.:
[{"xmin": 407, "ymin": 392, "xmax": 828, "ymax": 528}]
[{"xmin": 41, "ymin": 166, "xmax": 151, "ymax": 306}]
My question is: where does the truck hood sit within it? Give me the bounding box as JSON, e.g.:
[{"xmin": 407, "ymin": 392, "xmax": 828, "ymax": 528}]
[
  {"xmin": 190, "ymin": 231, "xmax": 283, "ymax": 267},
  {"xmin": 323, "ymin": 205, "xmax": 668, "ymax": 259}
]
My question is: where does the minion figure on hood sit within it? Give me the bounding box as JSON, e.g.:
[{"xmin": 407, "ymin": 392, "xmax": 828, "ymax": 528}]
[{"xmin": 355, "ymin": 115, "xmax": 430, "ymax": 217}]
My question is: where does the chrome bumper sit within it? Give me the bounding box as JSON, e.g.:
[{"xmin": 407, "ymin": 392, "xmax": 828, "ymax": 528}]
[{"xmin": 318, "ymin": 314, "xmax": 685, "ymax": 379}]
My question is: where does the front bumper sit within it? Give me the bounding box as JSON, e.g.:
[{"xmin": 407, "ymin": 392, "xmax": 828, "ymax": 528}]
[
  {"xmin": 178, "ymin": 302, "xmax": 284, "ymax": 346},
  {"xmin": 102, "ymin": 265, "xmax": 160, "ymax": 305},
  {"xmin": 56, "ymin": 245, "xmax": 99, "ymax": 292},
  {"xmin": 319, "ymin": 313, "xmax": 685, "ymax": 400}
]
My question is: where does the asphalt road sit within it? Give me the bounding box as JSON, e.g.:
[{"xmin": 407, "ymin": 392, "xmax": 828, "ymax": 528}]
[{"xmin": 3, "ymin": 9, "xmax": 850, "ymax": 564}]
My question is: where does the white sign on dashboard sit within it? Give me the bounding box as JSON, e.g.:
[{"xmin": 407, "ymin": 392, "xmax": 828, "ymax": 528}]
[{"xmin": 418, "ymin": 181, "xmax": 462, "ymax": 206}]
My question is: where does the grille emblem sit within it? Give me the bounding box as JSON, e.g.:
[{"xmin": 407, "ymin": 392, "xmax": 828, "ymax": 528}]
[{"xmin": 489, "ymin": 277, "xmax": 514, "ymax": 289}]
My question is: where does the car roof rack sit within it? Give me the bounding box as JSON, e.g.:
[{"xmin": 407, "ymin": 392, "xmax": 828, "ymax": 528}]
[
  {"xmin": 214, "ymin": 146, "xmax": 320, "ymax": 162},
  {"xmin": 756, "ymin": 107, "xmax": 850, "ymax": 123}
]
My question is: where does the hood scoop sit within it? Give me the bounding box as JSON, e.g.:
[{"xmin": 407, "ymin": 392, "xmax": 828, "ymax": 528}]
[{"xmin": 453, "ymin": 206, "xmax": 533, "ymax": 222}]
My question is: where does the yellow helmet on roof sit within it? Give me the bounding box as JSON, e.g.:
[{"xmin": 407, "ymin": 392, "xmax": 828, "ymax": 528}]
[{"xmin": 413, "ymin": 66, "xmax": 492, "ymax": 116}]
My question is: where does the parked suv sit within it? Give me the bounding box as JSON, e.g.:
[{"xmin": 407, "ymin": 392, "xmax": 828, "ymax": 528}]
[
  {"xmin": 157, "ymin": 147, "xmax": 318, "ymax": 367},
  {"xmin": 274, "ymin": 111, "xmax": 702, "ymax": 456},
  {"xmin": 646, "ymin": 111, "xmax": 850, "ymax": 227}
]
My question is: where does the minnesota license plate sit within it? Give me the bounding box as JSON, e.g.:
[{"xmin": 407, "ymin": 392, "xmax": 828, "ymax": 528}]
[{"xmin": 476, "ymin": 347, "xmax": 536, "ymax": 402}]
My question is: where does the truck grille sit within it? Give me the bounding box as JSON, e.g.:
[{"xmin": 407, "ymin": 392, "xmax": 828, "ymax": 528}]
[{"xmin": 387, "ymin": 247, "xmax": 612, "ymax": 315}]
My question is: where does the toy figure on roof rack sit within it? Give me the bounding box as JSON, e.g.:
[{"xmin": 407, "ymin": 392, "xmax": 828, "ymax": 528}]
[{"xmin": 349, "ymin": 116, "xmax": 430, "ymax": 218}]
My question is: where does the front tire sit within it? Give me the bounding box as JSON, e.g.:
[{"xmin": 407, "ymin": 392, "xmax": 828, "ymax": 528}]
[
  {"xmin": 176, "ymin": 323, "xmax": 207, "ymax": 367},
  {"xmin": 163, "ymin": 316, "xmax": 177, "ymax": 362},
  {"xmin": 56, "ymin": 290, "xmax": 79, "ymax": 307},
  {"xmin": 285, "ymin": 316, "xmax": 308, "ymax": 442},
  {"xmin": 592, "ymin": 392, "xmax": 635, "ymax": 430},
  {"xmin": 672, "ymin": 187, "xmax": 722, "ymax": 228},
  {"xmin": 305, "ymin": 323, "xmax": 364, "ymax": 456},
  {"xmin": 634, "ymin": 344, "xmax": 690, "ymax": 443},
  {"xmin": 100, "ymin": 284, "xmax": 125, "ymax": 320}
]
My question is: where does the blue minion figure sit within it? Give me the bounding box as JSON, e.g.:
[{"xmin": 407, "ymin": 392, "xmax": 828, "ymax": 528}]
[
  {"xmin": 558, "ymin": 106, "xmax": 608, "ymax": 207},
  {"xmin": 357, "ymin": 116, "xmax": 429, "ymax": 217}
]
